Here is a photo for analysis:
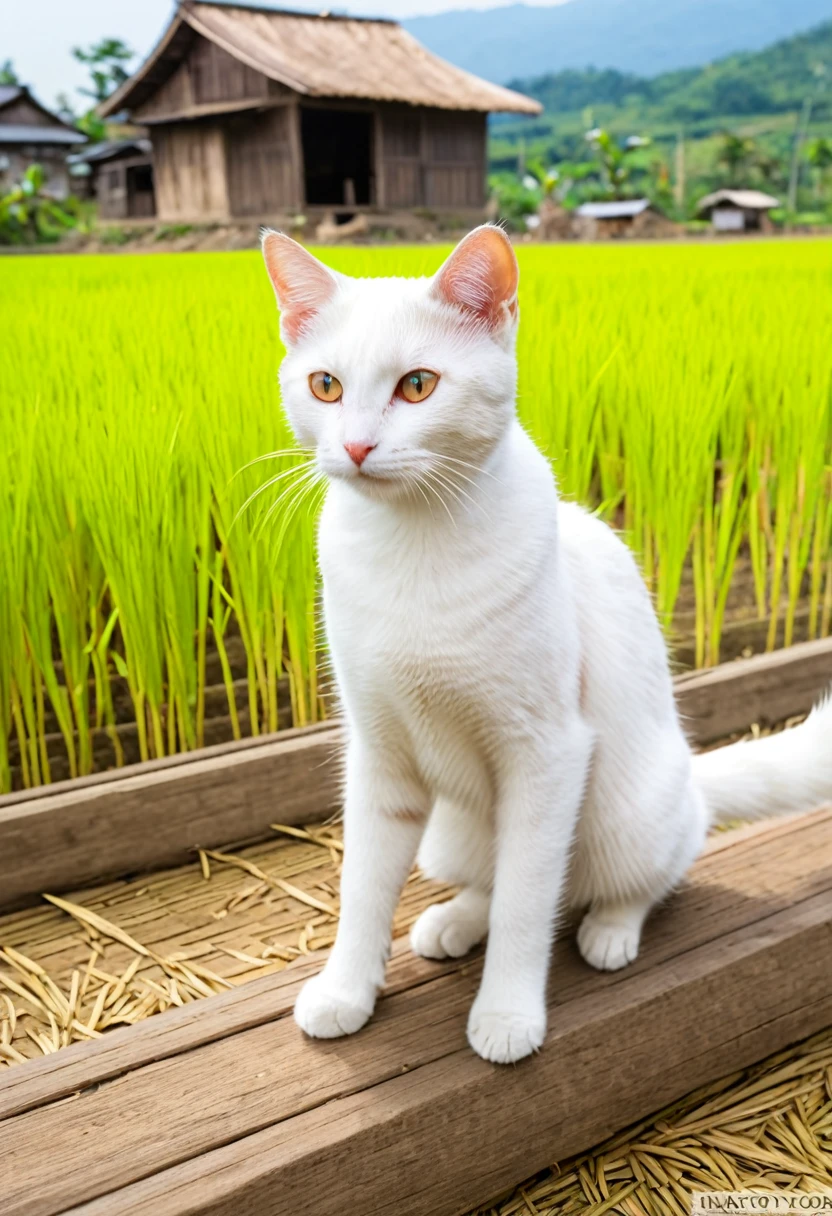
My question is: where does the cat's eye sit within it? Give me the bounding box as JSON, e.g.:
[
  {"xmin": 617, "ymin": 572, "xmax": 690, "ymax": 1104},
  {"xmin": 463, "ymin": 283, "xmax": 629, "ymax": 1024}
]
[
  {"xmin": 309, "ymin": 371, "xmax": 342, "ymax": 403},
  {"xmin": 398, "ymin": 369, "xmax": 439, "ymax": 403}
]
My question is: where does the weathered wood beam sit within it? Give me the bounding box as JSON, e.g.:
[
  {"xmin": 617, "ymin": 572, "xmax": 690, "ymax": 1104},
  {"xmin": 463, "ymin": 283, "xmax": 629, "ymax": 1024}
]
[
  {"xmin": 0, "ymin": 638, "xmax": 830, "ymax": 913},
  {"xmin": 1, "ymin": 806, "xmax": 830, "ymax": 1216}
]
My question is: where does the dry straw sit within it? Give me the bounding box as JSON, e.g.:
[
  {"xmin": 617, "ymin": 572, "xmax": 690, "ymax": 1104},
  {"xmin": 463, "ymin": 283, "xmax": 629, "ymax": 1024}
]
[
  {"xmin": 475, "ymin": 1028, "xmax": 832, "ymax": 1216},
  {"xmin": 0, "ymin": 810, "xmax": 829, "ymax": 1207},
  {"xmin": 0, "ymin": 821, "xmax": 348, "ymax": 1064}
]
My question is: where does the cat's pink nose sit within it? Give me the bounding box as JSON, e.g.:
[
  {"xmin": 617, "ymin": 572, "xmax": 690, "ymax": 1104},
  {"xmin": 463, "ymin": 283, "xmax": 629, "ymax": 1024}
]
[{"xmin": 344, "ymin": 442, "xmax": 375, "ymax": 467}]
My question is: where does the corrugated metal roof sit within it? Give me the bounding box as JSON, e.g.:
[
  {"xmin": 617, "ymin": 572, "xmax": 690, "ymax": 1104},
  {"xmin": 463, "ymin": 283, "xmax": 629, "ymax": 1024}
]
[
  {"xmin": 101, "ymin": 0, "xmax": 541, "ymax": 117},
  {"xmin": 68, "ymin": 137, "xmax": 152, "ymax": 163},
  {"xmin": 576, "ymin": 198, "xmax": 651, "ymax": 220},
  {"xmin": 697, "ymin": 189, "xmax": 780, "ymax": 212},
  {"xmin": 0, "ymin": 124, "xmax": 86, "ymax": 145}
]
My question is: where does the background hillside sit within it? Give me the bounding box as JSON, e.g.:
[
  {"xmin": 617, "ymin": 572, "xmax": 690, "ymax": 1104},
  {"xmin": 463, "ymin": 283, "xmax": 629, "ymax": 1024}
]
[
  {"xmin": 485, "ymin": 18, "xmax": 832, "ymax": 223},
  {"xmin": 403, "ymin": 0, "xmax": 832, "ymax": 85}
]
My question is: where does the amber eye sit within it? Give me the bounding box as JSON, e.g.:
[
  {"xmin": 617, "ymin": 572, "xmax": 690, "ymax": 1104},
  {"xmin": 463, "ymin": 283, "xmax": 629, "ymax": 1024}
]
[
  {"xmin": 398, "ymin": 369, "xmax": 439, "ymax": 403},
  {"xmin": 309, "ymin": 371, "xmax": 342, "ymax": 402}
]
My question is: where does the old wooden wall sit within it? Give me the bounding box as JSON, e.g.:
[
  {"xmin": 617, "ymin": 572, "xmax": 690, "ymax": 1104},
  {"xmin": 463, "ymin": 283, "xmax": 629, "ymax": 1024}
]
[
  {"xmin": 134, "ymin": 33, "xmax": 274, "ymax": 120},
  {"xmin": 379, "ymin": 106, "xmax": 486, "ymax": 210},
  {"xmin": 152, "ymin": 123, "xmax": 229, "ymax": 221},
  {"xmin": 225, "ymin": 106, "xmax": 297, "ymax": 215}
]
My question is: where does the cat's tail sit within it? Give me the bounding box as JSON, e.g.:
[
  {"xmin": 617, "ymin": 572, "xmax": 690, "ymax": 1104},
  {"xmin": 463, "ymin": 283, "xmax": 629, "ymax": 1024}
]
[{"xmin": 691, "ymin": 692, "xmax": 832, "ymax": 826}]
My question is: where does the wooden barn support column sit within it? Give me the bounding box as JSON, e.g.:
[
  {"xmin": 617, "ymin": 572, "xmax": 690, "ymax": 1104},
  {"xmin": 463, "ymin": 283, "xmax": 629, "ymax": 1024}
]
[{"xmin": 287, "ymin": 98, "xmax": 304, "ymax": 211}]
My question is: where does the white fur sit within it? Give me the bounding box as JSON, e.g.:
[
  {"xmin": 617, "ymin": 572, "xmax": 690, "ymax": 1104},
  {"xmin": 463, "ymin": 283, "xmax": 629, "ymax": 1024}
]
[{"xmin": 262, "ymin": 227, "xmax": 832, "ymax": 1065}]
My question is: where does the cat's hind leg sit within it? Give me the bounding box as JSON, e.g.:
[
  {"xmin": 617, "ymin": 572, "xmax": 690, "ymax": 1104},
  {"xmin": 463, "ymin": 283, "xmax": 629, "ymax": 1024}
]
[
  {"xmin": 411, "ymin": 888, "xmax": 490, "ymax": 959},
  {"xmin": 572, "ymin": 735, "xmax": 708, "ymax": 975},
  {"xmin": 577, "ymin": 894, "xmax": 652, "ymax": 972},
  {"xmin": 411, "ymin": 797, "xmax": 493, "ymax": 961}
]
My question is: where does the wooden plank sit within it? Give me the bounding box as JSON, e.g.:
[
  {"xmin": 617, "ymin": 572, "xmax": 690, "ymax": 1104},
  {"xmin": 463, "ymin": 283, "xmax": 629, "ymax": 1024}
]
[
  {"xmin": 69, "ymin": 895, "xmax": 832, "ymax": 1216},
  {"xmin": 1, "ymin": 639, "xmax": 831, "ymax": 913},
  {"xmin": 1, "ymin": 805, "xmax": 818, "ymax": 1121},
  {"xmin": 0, "ymin": 724, "xmax": 344, "ymax": 913},
  {"xmin": 674, "ymin": 635, "xmax": 832, "ymax": 745},
  {"xmin": 2, "ymin": 808, "xmax": 830, "ymax": 1216}
]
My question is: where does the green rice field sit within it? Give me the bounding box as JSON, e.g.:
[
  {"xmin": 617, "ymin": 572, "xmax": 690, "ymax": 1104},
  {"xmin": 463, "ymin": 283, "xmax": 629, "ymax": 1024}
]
[{"xmin": 1, "ymin": 240, "xmax": 831, "ymax": 791}]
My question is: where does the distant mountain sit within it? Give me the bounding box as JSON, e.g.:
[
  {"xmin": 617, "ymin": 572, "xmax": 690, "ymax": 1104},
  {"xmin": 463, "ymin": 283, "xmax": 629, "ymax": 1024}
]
[
  {"xmin": 403, "ymin": 0, "xmax": 832, "ymax": 86},
  {"xmin": 510, "ymin": 19, "xmax": 832, "ymax": 121}
]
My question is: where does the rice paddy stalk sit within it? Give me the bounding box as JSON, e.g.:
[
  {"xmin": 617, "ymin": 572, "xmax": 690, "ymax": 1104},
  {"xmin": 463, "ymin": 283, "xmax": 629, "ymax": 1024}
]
[{"xmin": 0, "ymin": 242, "xmax": 830, "ymax": 791}]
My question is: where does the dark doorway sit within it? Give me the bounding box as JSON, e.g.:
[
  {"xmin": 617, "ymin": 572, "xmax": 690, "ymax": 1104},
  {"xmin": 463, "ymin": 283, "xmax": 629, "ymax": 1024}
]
[
  {"xmin": 301, "ymin": 108, "xmax": 373, "ymax": 207},
  {"xmin": 126, "ymin": 163, "xmax": 156, "ymax": 218}
]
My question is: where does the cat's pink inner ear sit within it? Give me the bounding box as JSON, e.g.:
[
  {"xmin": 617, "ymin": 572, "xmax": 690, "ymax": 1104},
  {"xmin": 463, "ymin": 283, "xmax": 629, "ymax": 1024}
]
[
  {"xmin": 433, "ymin": 225, "xmax": 519, "ymax": 328},
  {"xmin": 262, "ymin": 231, "xmax": 337, "ymax": 344}
]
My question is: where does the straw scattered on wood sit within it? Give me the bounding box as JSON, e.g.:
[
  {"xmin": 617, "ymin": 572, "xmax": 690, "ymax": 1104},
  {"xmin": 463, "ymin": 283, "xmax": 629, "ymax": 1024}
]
[
  {"xmin": 0, "ymin": 820, "xmax": 381, "ymax": 1066},
  {"xmin": 473, "ymin": 1028, "xmax": 832, "ymax": 1216}
]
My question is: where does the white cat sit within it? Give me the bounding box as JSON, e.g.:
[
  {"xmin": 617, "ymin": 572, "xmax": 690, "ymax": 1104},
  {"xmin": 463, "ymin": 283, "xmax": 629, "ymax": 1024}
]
[{"xmin": 262, "ymin": 225, "xmax": 832, "ymax": 1065}]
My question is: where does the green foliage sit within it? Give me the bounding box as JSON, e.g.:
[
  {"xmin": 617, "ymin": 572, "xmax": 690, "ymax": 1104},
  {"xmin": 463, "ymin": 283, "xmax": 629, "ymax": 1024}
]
[
  {"xmin": 72, "ymin": 38, "xmax": 134, "ymax": 104},
  {"xmin": 0, "ymin": 165, "xmax": 81, "ymax": 245},
  {"xmin": 98, "ymin": 226, "xmax": 130, "ymax": 246},
  {"xmin": 1, "ymin": 243, "xmax": 831, "ymax": 791},
  {"xmin": 507, "ymin": 21, "xmax": 832, "ymax": 126},
  {"xmin": 807, "ymin": 137, "xmax": 832, "ymax": 169},
  {"xmin": 491, "ymin": 19, "xmax": 832, "ymax": 212},
  {"xmin": 488, "ymin": 173, "xmax": 544, "ymax": 230},
  {"xmin": 155, "ymin": 223, "xmax": 195, "ymax": 241},
  {"xmin": 0, "ymin": 59, "xmax": 20, "ymax": 86},
  {"xmin": 585, "ymin": 128, "xmax": 651, "ymax": 199}
]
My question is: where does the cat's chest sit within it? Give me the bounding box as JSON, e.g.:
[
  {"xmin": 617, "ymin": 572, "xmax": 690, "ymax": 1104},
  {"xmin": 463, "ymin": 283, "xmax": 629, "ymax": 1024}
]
[{"xmin": 321, "ymin": 535, "xmax": 498, "ymax": 725}]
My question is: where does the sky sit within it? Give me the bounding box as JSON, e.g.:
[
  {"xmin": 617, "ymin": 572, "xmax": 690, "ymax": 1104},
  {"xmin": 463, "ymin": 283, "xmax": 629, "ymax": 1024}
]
[{"xmin": 7, "ymin": 0, "xmax": 570, "ymax": 113}]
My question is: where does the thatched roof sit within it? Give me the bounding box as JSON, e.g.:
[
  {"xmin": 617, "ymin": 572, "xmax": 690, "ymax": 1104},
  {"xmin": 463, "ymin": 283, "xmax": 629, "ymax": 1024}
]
[
  {"xmin": 697, "ymin": 189, "xmax": 780, "ymax": 213},
  {"xmin": 100, "ymin": 0, "xmax": 541, "ymax": 117}
]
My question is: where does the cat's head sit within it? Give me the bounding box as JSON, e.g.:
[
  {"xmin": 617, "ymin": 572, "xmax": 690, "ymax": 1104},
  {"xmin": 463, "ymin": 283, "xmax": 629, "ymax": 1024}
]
[{"xmin": 262, "ymin": 225, "xmax": 519, "ymax": 502}]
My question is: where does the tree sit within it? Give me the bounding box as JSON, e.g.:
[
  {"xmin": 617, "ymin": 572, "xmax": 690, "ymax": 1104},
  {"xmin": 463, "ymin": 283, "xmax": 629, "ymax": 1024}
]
[
  {"xmin": 0, "ymin": 59, "xmax": 20, "ymax": 86},
  {"xmin": 72, "ymin": 38, "xmax": 134, "ymax": 104},
  {"xmin": 807, "ymin": 137, "xmax": 832, "ymax": 206},
  {"xmin": 716, "ymin": 132, "xmax": 757, "ymax": 184},
  {"xmin": 807, "ymin": 136, "xmax": 832, "ymax": 171},
  {"xmin": 585, "ymin": 128, "xmax": 650, "ymax": 200}
]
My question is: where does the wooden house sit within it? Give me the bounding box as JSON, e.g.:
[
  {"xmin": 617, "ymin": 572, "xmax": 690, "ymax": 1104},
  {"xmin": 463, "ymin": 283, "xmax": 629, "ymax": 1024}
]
[
  {"xmin": 98, "ymin": 0, "xmax": 540, "ymax": 225},
  {"xmin": 68, "ymin": 138, "xmax": 156, "ymax": 220},
  {"xmin": 696, "ymin": 189, "xmax": 780, "ymax": 233},
  {"xmin": 0, "ymin": 85, "xmax": 86, "ymax": 197}
]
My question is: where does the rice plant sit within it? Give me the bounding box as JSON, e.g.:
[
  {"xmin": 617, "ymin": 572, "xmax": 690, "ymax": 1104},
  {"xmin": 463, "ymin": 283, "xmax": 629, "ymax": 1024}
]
[{"xmin": 0, "ymin": 239, "xmax": 830, "ymax": 792}]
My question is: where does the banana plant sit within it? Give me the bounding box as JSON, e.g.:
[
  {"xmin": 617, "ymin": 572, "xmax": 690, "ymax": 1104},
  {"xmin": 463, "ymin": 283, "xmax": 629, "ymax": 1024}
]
[{"xmin": 0, "ymin": 164, "xmax": 79, "ymax": 245}]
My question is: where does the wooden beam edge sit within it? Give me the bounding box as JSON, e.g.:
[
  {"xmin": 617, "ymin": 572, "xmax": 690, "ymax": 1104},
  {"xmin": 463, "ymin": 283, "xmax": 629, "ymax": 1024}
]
[
  {"xmin": 1, "ymin": 806, "xmax": 829, "ymax": 1125},
  {"xmin": 0, "ymin": 636, "xmax": 829, "ymax": 909},
  {"xmin": 63, "ymin": 892, "xmax": 832, "ymax": 1216}
]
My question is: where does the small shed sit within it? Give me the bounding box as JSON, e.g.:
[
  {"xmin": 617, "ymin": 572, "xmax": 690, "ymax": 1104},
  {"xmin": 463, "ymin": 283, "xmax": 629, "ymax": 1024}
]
[
  {"xmin": 0, "ymin": 85, "xmax": 86, "ymax": 197},
  {"xmin": 68, "ymin": 139, "xmax": 155, "ymax": 220},
  {"xmin": 98, "ymin": 0, "xmax": 540, "ymax": 225},
  {"xmin": 697, "ymin": 189, "xmax": 780, "ymax": 233},
  {"xmin": 573, "ymin": 198, "xmax": 674, "ymax": 240}
]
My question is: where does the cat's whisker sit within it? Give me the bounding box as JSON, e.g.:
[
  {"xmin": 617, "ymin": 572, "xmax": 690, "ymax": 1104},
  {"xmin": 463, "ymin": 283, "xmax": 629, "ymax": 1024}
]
[
  {"xmin": 230, "ymin": 460, "xmax": 319, "ymax": 530},
  {"xmin": 420, "ymin": 469, "xmax": 460, "ymax": 527},
  {"xmin": 410, "ymin": 474, "xmax": 437, "ymax": 520},
  {"xmin": 430, "ymin": 457, "xmax": 492, "ymax": 502},
  {"xmin": 430, "ymin": 453, "xmax": 506, "ymax": 488},
  {"xmin": 232, "ymin": 448, "xmax": 313, "ymax": 478},
  {"xmin": 427, "ymin": 463, "xmax": 483, "ymax": 516},
  {"xmin": 255, "ymin": 466, "xmax": 323, "ymax": 537}
]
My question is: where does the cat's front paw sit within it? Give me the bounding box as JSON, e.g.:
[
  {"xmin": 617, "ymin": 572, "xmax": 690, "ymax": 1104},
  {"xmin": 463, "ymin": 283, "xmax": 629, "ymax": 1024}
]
[
  {"xmin": 294, "ymin": 973, "xmax": 375, "ymax": 1039},
  {"xmin": 467, "ymin": 998, "xmax": 546, "ymax": 1064}
]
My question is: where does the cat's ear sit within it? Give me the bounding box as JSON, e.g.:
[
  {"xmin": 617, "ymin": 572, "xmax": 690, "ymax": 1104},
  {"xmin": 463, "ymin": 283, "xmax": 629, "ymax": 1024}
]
[
  {"xmin": 432, "ymin": 224, "xmax": 519, "ymax": 330},
  {"xmin": 262, "ymin": 230, "xmax": 338, "ymax": 345}
]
